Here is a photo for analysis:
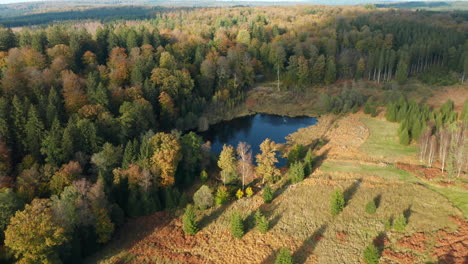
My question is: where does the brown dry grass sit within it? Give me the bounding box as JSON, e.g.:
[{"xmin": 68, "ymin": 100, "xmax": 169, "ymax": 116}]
[
  {"xmin": 90, "ymin": 81, "xmax": 468, "ymax": 264},
  {"xmin": 426, "ymin": 84, "xmax": 468, "ymax": 111}
]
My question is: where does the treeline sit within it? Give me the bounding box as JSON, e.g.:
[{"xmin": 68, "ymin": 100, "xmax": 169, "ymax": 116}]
[
  {"xmin": 386, "ymin": 99, "xmax": 467, "ymax": 177},
  {"xmin": 0, "ymin": 5, "xmax": 466, "ymax": 263},
  {"xmin": 0, "ymin": 6, "xmax": 180, "ymax": 27}
]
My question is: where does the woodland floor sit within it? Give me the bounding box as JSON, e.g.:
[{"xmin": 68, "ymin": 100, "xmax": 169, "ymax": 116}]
[{"xmin": 87, "ymin": 82, "xmax": 468, "ymax": 264}]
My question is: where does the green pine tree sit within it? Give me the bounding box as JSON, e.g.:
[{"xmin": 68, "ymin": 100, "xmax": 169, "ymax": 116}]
[
  {"xmin": 393, "ymin": 215, "xmax": 407, "ymax": 231},
  {"xmin": 255, "ymin": 210, "xmax": 269, "ymax": 234},
  {"xmin": 363, "ymin": 244, "xmax": 380, "ymax": 264},
  {"xmin": 324, "ymin": 56, "xmax": 337, "ymax": 85},
  {"xmin": 275, "ymin": 248, "xmax": 293, "ymax": 264},
  {"xmin": 183, "ymin": 204, "xmax": 198, "ymax": 235},
  {"xmin": 24, "ymin": 105, "xmax": 45, "ymax": 159},
  {"xmin": 365, "ymin": 200, "xmax": 377, "ymax": 214},
  {"xmin": 41, "ymin": 119, "xmax": 64, "ymax": 166},
  {"xmin": 289, "ymin": 161, "xmax": 305, "ymax": 184},
  {"xmin": 399, "ymin": 128, "xmax": 410, "ymax": 145},
  {"xmin": 331, "ymin": 189, "xmax": 345, "ymax": 216},
  {"xmin": 230, "ymin": 211, "xmax": 244, "ymax": 239},
  {"xmin": 303, "ymin": 149, "xmax": 315, "ymax": 176},
  {"xmin": 262, "ymin": 185, "xmax": 273, "ymax": 204}
]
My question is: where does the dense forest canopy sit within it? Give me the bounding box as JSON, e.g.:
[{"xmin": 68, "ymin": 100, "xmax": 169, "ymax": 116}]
[{"xmin": 0, "ymin": 5, "xmax": 466, "ymax": 263}]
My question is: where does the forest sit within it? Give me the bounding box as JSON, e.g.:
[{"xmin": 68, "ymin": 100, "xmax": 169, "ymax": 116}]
[{"xmin": 0, "ymin": 5, "xmax": 466, "ymax": 264}]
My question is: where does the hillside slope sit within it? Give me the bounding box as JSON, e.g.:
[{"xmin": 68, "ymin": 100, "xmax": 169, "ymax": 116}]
[{"xmin": 88, "ymin": 111, "xmax": 467, "ymax": 264}]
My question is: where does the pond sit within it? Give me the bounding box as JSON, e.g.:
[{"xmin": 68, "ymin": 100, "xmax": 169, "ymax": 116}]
[{"xmin": 200, "ymin": 114, "xmax": 317, "ymax": 167}]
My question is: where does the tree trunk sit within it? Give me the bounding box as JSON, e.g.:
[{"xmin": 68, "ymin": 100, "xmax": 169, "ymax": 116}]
[{"xmin": 277, "ymin": 65, "xmax": 280, "ymax": 92}]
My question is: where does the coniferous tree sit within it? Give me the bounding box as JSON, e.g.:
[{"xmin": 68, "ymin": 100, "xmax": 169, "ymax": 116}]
[
  {"xmin": 331, "ymin": 188, "xmax": 345, "ymax": 216},
  {"xmin": 262, "ymin": 185, "xmax": 273, "ymax": 204},
  {"xmin": 363, "ymin": 244, "xmax": 380, "ymax": 264},
  {"xmin": 303, "ymin": 149, "xmax": 315, "ymax": 176},
  {"xmin": 230, "ymin": 211, "xmax": 244, "ymax": 239},
  {"xmin": 24, "ymin": 105, "xmax": 45, "ymax": 159},
  {"xmin": 255, "ymin": 210, "xmax": 269, "ymax": 233},
  {"xmin": 289, "ymin": 161, "xmax": 305, "ymax": 184},
  {"xmin": 183, "ymin": 204, "xmax": 198, "ymax": 235},
  {"xmin": 324, "ymin": 56, "xmax": 337, "ymax": 85},
  {"xmin": 41, "ymin": 119, "xmax": 64, "ymax": 167},
  {"xmin": 275, "ymin": 248, "xmax": 293, "ymax": 264},
  {"xmin": 365, "ymin": 200, "xmax": 377, "ymax": 214}
]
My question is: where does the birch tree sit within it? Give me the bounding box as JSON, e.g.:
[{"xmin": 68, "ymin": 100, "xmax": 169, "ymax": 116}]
[{"xmin": 237, "ymin": 142, "xmax": 254, "ymax": 190}]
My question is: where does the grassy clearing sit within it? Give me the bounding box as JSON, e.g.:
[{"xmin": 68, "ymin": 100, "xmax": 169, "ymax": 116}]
[
  {"xmin": 428, "ymin": 185, "xmax": 468, "ymax": 218},
  {"xmin": 320, "ymin": 161, "xmax": 419, "ymax": 182},
  {"xmin": 359, "ymin": 117, "xmax": 417, "ymax": 160},
  {"xmin": 320, "ymin": 160, "xmax": 468, "ymax": 218}
]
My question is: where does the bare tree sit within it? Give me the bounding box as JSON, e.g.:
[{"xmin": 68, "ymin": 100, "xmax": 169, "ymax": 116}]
[
  {"xmin": 427, "ymin": 135, "xmax": 437, "ymax": 167},
  {"xmin": 450, "ymin": 123, "xmax": 467, "ymax": 178},
  {"xmin": 419, "ymin": 128, "xmax": 431, "ymax": 163},
  {"xmin": 438, "ymin": 127, "xmax": 451, "ymax": 172},
  {"xmin": 237, "ymin": 142, "xmax": 254, "ymax": 190}
]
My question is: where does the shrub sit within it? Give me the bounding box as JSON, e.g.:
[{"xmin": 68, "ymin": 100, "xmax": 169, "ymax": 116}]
[
  {"xmin": 245, "ymin": 187, "xmax": 254, "ymax": 198},
  {"xmin": 230, "ymin": 211, "xmax": 244, "ymax": 238},
  {"xmin": 214, "ymin": 185, "xmax": 229, "ymax": 205},
  {"xmin": 384, "ymin": 219, "xmax": 392, "ymax": 230},
  {"xmin": 255, "ymin": 210, "xmax": 269, "ymax": 234},
  {"xmin": 393, "ymin": 215, "xmax": 407, "ymax": 231},
  {"xmin": 275, "ymin": 248, "xmax": 293, "ymax": 264},
  {"xmin": 363, "ymin": 244, "xmax": 380, "ymax": 264},
  {"xmin": 193, "ymin": 185, "xmax": 213, "ymax": 210},
  {"xmin": 289, "ymin": 161, "xmax": 305, "ymax": 184},
  {"xmin": 236, "ymin": 189, "xmax": 244, "ymax": 200},
  {"xmin": 287, "ymin": 144, "xmax": 305, "ymax": 166},
  {"xmin": 303, "ymin": 149, "xmax": 314, "ymax": 176},
  {"xmin": 399, "ymin": 128, "xmax": 410, "ymax": 145},
  {"xmin": 365, "ymin": 200, "xmax": 377, "ymax": 214},
  {"xmin": 182, "ymin": 204, "xmax": 198, "ymax": 235},
  {"xmin": 330, "ymin": 189, "xmax": 345, "ymax": 216},
  {"xmin": 262, "ymin": 185, "xmax": 273, "ymax": 203},
  {"xmin": 200, "ymin": 170, "xmax": 208, "ymax": 182}
]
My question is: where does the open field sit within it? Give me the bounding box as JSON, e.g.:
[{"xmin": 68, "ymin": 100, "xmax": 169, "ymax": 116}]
[{"xmin": 89, "ymin": 100, "xmax": 468, "ymax": 263}]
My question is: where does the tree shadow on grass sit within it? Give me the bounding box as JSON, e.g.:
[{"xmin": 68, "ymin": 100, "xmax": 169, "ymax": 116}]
[
  {"xmin": 198, "ymin": 204, "xmax": 230, "ymax": 229},
  {"xmin": 404, "ymin": 205, "xmax": 412, "ymax": 222},
  {"xmin": 344, "ymin": 178, "xmax": 362, "ymax": 206},
  {"xmin": 292, "ymin": 224, "xmax": 328, "ymax": 264},
  {"xmin": 260, "ymin": 248, "xmax": 280, "ymax": 264},
  {"xmin": 374, "ymin": 194, "xmax": 382, "ymax": 208},
  {"xmin": 311, "ymin": 148, "xmax": 330, "ymax": 172}
]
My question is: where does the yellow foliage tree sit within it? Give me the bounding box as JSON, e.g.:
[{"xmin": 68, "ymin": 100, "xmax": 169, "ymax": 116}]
[
  {"xmin": 217, "ymin": 144, "xmax": 237, "ymax": 185},
  {"xmin": 150, "ymin": 132, "xmax": 182, "ymax": 187},
  {"xmin": 256, "ymin": 139, "xmax": 280, "ymax": 183},
  {"xmin": 4, "ymin": 199, "xmax": 68, "ymax": 264},
  {"xmin": 94, "ymin": 208, "xmax": 115, "ymax": 244}
]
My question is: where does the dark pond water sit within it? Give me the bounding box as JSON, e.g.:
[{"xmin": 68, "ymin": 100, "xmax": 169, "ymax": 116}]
[{"xmin": 200, "ymin": 114, "xmax": 317, "ymax": 167}]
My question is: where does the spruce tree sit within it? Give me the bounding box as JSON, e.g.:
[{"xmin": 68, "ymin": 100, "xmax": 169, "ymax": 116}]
[
  {"xmin": 255, "ymin": 210, "xmax": 269, "ymax": 234},
  {"xmin": 399, "ymin": 128, "xmax": 411, "ymax": 145},
  {"xmin": 331, "ymin": 189, "xmax": 345, "ymax": 216},
  {"xmin": 24, "ymin": 105, "xmax": 45, "ymax": 159},
  {"xmin": 303, "ymin": 149, "xmax": 314, "ymax": 176},
  {"xmin": 262, "ymin": 185, "xmax": 273, "ymax": 203},
  {"xmin": 324, "ymin": 56, "xmax": 337, "ymax": 85},
  {"xmin": 365, "ymin": 200, "xmax": 377, "ymax": 214},
  {"xmin": 230, "ymin": 211, "xmax": 244, "ymax": 239},
  {"xmin": 275, "ymin": 248, "xmax": 293, "ymax": 264},
  {"xmin": 363, "ymin": 244, "xmax": 380, "ymax": 264},
  {"xmin": 393, "ymin": 215, "xmax": 407, "ymax": 231},
  {"xmin": 41, "ymin": 119, "xmax": 64, "ymax": 166},
  {"xmin": 183, "ymin": 204, "xmax": 198, "ymax": 235},
  {"xmin": 289, "ymin": 161, "xmax": 305, "ymax": 184}
]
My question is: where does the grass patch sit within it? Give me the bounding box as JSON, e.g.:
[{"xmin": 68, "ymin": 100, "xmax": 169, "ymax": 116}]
[
  {"xmin": 321, "ymin": 161, "xmax": 418, "ymax": 182},
  {"xmin": 360, "ymin": 117, "xmax": 417, "ymax": 159},
  {"xmin": 428, "ymin": 185, "xmax": 468, "ymax": 218}
]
